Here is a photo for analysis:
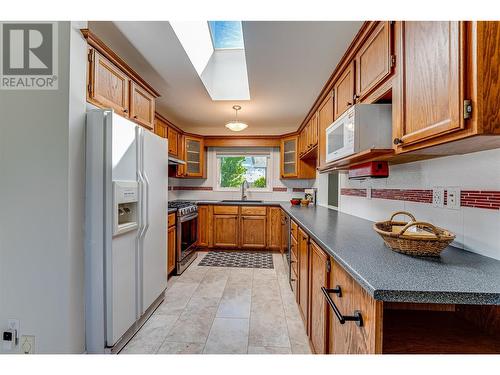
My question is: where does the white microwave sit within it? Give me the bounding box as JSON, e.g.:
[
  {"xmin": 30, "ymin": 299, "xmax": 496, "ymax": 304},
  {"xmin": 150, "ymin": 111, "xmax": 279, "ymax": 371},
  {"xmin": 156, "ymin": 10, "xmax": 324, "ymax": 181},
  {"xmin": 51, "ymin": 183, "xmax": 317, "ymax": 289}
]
[{"xmin": 325, "ymin": 104, "xmax": 392, "ymax": 163}]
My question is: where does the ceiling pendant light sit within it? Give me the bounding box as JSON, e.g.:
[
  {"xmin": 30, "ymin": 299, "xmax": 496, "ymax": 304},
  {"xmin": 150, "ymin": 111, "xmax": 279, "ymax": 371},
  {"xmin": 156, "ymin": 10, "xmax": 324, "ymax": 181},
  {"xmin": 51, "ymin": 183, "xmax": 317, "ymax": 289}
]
[{"xmin": 225, "ymin": 105, "xmax": 248, "ymax": 132}]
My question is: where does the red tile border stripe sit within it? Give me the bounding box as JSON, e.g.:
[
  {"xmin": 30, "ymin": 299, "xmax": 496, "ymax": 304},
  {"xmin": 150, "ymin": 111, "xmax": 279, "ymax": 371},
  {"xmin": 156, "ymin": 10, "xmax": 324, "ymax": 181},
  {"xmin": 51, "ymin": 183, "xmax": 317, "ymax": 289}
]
[
  {"xmin": 172, "ymin": 186, "xmax": 213, "ymax": 191},
  {"xmin": 341, "ymin": 188, "xmax": 500, "ymax": 210},
  {"xmin": 340, "ymin": 188, "xmax": 367, "ymax": 197},
  {"xmin": 292, "ymin": 188, "xmax": 306, "ymax": 192},
  {"xmin": 461, "ymin": 190, "xmax": 500, "ymax": 210},
  {"xmin": 273, "ymin": 187, "xmax": 288, "ymax": 192}
]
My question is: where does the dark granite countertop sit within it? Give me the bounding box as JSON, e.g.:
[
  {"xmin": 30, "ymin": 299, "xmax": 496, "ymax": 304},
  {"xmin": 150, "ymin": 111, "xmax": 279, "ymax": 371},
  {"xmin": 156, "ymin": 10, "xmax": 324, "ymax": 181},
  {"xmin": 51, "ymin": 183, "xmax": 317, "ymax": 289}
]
[
  {"xmin": 195, "ymin": 200, "xmax": 282, "ymax": 206},
  {"xmin": 279, "ymin": 203, "xmax": 500, "ymax": 305},
  {"xmin": 171, "ymin": 199, "xmax": 500, "ymax": 304}
]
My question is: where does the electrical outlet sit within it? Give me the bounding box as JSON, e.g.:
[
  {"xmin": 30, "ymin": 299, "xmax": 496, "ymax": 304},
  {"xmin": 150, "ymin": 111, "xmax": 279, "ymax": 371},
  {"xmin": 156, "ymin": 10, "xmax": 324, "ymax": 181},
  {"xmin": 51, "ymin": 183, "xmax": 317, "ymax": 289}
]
[
  {"xmin": 432, "ymin": 187, "xmax": 445, "ymax": 208},
  {"xmin": 21, "ymin": 335, "xmax": 35, "ymax": 354},
  {"xmin": 447, "ymin": 187, "xmax": 461, "ymax": 210}
]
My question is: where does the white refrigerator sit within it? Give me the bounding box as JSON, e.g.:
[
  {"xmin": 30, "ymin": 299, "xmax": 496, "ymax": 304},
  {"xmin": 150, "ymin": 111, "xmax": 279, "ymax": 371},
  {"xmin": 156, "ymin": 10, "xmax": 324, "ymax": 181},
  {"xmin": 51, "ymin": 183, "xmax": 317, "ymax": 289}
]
[{"xmin": 85, "ymin": 109, "xmax": 168, "ymax": 353}]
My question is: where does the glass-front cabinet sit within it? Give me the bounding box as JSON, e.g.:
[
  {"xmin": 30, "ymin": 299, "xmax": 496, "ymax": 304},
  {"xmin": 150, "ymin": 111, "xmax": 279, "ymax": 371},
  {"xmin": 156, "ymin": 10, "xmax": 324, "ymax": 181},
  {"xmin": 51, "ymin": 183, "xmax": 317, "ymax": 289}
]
[
  {"xmin": 184, "ymin": 136, "xmax": 205, "ymax": 178},
  {"xmin": 281, "ymin": 136, "xmax": 298, "ymax": 178}
]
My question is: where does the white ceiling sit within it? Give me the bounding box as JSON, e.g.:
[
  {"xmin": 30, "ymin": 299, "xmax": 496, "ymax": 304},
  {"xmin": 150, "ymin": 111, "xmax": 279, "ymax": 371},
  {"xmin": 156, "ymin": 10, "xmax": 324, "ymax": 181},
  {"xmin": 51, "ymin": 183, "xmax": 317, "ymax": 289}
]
[{"xmin": 88, "ymin": 21, "xmax": 362, "ymax": 135}]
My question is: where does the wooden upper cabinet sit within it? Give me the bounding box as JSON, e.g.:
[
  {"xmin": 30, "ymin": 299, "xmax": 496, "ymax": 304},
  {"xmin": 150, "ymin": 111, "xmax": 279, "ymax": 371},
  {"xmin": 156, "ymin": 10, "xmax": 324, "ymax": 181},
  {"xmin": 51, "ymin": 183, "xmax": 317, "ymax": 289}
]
[
  {"xmin": 318, "ymin": 91, "xmax": 334, "ymax": 168},
  {"xmin": 154, "ymin": 114, "xmax": 168, "ymax": 138},
  {"xmin": 395, "ymin": 21, "xmax": 465, "ymax": 147},
  {"xmin": 355, "ymin": 21, "xmax": 393, "ymax": 101},
  {"xmin": 240, "ymin": 215, "xmax": 267, "ymax": 249},
  {"xmin": 309, "ymin": 240, "xmax": 329, "ymax": 354},
  {"xmin": 281, "ymin": 136, "xmax": 298, "ymax": 178},
  {"xmin": 130, "ymin": 81, "xmax": 155, "ymax": 130},
  {"xmin": 213, "ymin": 212, "xmax": 239, "ymax": 248},
  {"xmin": 267, "ymin": 207, "xmax": 282, "ymax": 251},
  {"xmin": 168, "ymin": 127, "xmax": 180, "ymax": 157},
  {"xmin": 298, "ymin": 227, "xmax": 310, "ymax": 328},
  {"xmin": 89, "ymin": 48, "xmax": 130, "ymax": 115},
  {"xmin": 334, "ymin": 61, "xmax": 355, "ymax": 120},
  {"xmin": 328, "ymin": 259, "xmax": 383, "ymax": 354},
  {"xmin": 184, "ymin": 136, "xmax": 205, "ymax": 178}
]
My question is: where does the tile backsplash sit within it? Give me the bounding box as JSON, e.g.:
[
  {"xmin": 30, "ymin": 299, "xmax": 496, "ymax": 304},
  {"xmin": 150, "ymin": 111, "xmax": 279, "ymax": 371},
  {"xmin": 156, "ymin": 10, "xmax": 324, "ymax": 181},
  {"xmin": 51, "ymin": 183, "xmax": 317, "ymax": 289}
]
[
  {"xmin": 338, "ymin": 148, "xmax": 500, "ymax": 260},
  {"xmin": 168, "ymin": 147, "xmax": 315, "ymax": 202}
]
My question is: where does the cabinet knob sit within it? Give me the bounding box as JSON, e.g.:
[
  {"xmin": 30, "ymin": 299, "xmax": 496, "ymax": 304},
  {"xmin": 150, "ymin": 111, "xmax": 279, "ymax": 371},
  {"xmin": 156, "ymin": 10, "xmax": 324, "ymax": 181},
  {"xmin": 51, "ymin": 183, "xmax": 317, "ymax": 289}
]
[
  {"xmin": 123, "ymin": 109, "xmax": 128, "ymax": 113},
  {"xmin": 393, "ymin": 138, "xmax": 404, "ymax": 145},
  {"xmin": 347, "ymin": 102, "xmax": 352, "ymax": 106},
  {"xmin": 133, "ymin": 115, "xmax": 138, "ymax": 119}
]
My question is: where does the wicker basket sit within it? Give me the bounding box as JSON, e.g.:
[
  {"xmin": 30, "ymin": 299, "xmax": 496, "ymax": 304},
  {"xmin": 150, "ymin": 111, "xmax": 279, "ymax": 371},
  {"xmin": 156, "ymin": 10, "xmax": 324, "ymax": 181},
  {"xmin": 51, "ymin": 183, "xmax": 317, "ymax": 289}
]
[{"xmin": 373, "ymin": 211, "xmax": 456, "ymax": 257}]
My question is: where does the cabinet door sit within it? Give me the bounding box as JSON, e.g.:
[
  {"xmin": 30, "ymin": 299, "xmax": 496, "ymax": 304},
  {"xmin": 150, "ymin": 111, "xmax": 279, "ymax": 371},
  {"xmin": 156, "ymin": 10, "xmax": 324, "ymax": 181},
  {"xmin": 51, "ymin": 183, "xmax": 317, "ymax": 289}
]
[
  {"xmin": 130, "ymin": 81, "xmax": 155, "ymax": 130},
  {"xmin": 328, "ymin": 259, "xmax": 383, "ymax": 354},
  {"xmin": 309, "ymin": 241, "xmax": 329, "ymax": 354},
  {"xmin": 267, "ymin": 207, "xmax": 282, "ymax": 251},
  {"xmin": 318, "ymin": 91, "xmax": 334, "ymax": 168},
  {"xmin": 175, "ymin": 134, "xmax": 186, "ymax": 177},
  {"xmin": 167, "ymin": 225, "xmax": 176, "ymax": 275},
  {"xmin": 168, "ymin": 127, "xmax": 179, "ymax": 157},
  {"xmin": 334, "ymin": 62, "xmax": 355, "ymax": 120},
  {"xmin": 355, "ymin": 21, "xmax": 393, "ymax": 100},
  {"xmin": 311, "ymin": 113, "xmax": 318, "ymax": 148},
  {"xmin": 197, "ymin": 205, "xmax": 210, "ymax": 247},
  {"xmin": 298, "ymin": 227, "xmax": 310, "ymax": 328},
  {"xmin": 90, "ymin": 48, "xmax": 130, "ymax": 116},
  {"xmin": 396, "ymin": 21, "xmax": 465, "ymax": 147},
  {"xmin": 281, "ymin": 136, "xmax": 298, "ymax": 178},
  {"xmin": 154, "ymin": 115, "xmax": 167, "ymax": 138},
  {"xmin": 213, "ymin": 214, "xmax": 239, "ymax": 248},
  {"xmin": 240, "ymin": 216, "xmax": 267, "ymax": 249},
  {"xmin": 184, "ymin": 136, "xmax": 204, "ymax": 178}
]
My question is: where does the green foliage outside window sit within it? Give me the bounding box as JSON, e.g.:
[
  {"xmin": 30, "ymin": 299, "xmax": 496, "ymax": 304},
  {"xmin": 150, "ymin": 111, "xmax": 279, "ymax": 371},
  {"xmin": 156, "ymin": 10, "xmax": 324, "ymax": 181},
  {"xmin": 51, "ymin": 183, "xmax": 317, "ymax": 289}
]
[
  {"xmin": 251, "ymin": 176, "xmax": 266, "ymax": 188},
  {"xmin": 220, "ymin": 156, "xmax": 246, "ymax": 187}
]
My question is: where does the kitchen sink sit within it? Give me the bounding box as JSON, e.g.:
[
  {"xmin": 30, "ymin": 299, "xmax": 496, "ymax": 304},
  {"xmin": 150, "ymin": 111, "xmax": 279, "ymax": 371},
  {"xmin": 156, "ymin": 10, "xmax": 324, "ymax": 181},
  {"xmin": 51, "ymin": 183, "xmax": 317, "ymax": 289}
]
[{"xmin": 221, "ymin": 200, "xmax": 263, "ymax": 203}]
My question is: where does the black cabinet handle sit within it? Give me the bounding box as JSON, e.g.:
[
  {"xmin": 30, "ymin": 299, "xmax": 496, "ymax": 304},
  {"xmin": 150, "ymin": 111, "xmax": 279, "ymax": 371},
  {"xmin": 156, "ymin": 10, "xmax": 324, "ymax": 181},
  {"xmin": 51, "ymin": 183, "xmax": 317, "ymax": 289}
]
[
  {"xmin": 393, "ymin": 138, "xmax": 404, "ymax": 145},
  {"xmin": 321, "ymin": 286, "xmax": 363, "ymax": 327}
]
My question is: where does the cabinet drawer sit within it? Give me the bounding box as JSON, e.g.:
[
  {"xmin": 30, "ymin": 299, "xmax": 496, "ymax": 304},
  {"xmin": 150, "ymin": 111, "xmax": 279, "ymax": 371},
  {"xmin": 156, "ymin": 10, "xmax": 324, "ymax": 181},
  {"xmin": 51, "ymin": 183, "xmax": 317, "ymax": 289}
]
[
  {"xmin": 213, "ymin": 205, "xmax": 239, "ymax": 215},
  {"xmin": 291, "ymin": 220, "xmax": 298, "ymax": 240},
  {"xmin": 290, "ymin": 245, "xmax": 298, "ymax": 276},
  {"xmin": 327, "ymin": 259, "xmax": 383, "ymax": 354},
  {"xmin": 241, "ymin": 206, "xmax": 267, "ymax": 216},
  {"xmin": 168, "ymin": 213, "xmax": 176, "ymax": 227},
  {"xmin": 291, "ymin": 268, "xmax": 298, "ymax": 297}
]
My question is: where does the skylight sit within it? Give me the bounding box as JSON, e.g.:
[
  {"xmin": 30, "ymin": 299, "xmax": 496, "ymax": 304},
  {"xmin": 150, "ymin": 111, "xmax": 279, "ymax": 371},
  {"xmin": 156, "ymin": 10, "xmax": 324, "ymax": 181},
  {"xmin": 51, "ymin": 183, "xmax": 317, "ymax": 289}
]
[
  {"xmin": 170, "ymin": 20, "xmax": 250, "ymax": 101},
  {"xmin": 208, "ymin": 21, "xmax": 245, "ymax": 49}
]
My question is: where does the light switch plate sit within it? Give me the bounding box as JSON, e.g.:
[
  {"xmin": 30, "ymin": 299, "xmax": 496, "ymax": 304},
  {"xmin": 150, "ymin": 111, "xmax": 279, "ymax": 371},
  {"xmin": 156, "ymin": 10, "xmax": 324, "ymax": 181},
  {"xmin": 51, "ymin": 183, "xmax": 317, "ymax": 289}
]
[
  {"xmin": 432, "ymin": 187, "xmax": 445, "ymax": 208},
  {"xmin": 447, "ymin": 187, "xmax": 461, "ymax": 210}
]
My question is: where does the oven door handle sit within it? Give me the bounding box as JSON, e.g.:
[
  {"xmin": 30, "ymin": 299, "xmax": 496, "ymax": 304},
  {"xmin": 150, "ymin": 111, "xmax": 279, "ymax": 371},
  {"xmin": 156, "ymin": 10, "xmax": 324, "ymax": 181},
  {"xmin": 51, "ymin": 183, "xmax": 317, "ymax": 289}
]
[{"xmin": 179, "ymin": 212, "xmax": 198, "ymax": 223}]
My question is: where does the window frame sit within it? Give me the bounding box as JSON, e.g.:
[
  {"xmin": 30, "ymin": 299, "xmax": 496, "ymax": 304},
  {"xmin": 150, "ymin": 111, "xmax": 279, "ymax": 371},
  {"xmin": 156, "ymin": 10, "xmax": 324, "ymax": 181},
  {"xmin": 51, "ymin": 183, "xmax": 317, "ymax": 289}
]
[{"xmin": 214, "ymin": 150, "xmax": 273, "ymax": 193}]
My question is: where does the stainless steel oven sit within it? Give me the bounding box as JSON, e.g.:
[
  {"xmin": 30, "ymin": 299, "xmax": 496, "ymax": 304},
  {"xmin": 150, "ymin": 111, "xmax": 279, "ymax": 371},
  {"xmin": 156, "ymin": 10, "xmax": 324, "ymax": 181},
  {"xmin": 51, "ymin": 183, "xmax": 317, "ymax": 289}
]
[
  {"xmin": 177, "ymin": 210, "xmax": 198, "ymax": 274},
  {"xmin": 168, "ymin": 201, "xmax": 198, "ymax": 275}
]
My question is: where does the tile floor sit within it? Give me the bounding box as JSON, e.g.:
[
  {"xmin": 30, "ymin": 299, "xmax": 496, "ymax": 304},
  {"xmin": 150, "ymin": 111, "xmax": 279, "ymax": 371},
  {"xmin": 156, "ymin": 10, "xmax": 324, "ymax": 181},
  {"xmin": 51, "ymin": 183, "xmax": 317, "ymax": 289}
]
[{"xmin": 120, "ymin": 252, "xmax": 311, "ymax": 354}]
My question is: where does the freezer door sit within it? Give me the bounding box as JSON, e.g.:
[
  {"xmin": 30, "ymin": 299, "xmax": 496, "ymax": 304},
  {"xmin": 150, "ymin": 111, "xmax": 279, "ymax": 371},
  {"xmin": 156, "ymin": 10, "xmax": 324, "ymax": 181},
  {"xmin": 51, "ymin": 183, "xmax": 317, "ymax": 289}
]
[
  {"xmin": 107, "ymin": 113, "xmax": 139, "ymax": 346},
  {"xmin": 140, "ymin": 130, "xmax": 168, "ymax": 314}
]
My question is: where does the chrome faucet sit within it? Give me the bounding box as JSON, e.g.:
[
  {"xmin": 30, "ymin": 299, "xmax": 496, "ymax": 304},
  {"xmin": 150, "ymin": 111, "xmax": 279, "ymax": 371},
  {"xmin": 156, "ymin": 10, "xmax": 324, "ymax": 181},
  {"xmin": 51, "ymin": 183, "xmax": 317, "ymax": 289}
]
[{"xmin": 241, "ymin": 180, "xmax": 249, "ymax": 201}]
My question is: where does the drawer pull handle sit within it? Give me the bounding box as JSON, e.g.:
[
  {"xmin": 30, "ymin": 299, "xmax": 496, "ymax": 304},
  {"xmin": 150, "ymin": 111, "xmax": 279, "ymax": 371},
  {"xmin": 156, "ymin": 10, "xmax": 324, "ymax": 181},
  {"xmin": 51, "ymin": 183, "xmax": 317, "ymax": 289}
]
[{"xmin": 321, "ymin": 286, "xmax": 363, "ymax": 327}]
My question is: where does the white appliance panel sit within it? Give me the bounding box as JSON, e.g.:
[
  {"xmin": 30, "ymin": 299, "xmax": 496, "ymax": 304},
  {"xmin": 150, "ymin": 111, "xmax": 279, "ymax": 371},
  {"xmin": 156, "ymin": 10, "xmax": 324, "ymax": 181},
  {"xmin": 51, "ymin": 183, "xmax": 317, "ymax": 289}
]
[{"xmin": 140, "ymin": 130, "xmax": 168, "ymax": 313}]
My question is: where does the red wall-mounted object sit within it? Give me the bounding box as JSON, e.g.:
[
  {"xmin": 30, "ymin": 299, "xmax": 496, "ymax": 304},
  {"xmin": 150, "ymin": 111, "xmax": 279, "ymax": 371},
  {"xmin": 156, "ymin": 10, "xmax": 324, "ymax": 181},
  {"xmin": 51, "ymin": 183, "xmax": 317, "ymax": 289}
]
[{"xmin": 348, "ymin": 161, "xmax": 389, "ymax": 179}]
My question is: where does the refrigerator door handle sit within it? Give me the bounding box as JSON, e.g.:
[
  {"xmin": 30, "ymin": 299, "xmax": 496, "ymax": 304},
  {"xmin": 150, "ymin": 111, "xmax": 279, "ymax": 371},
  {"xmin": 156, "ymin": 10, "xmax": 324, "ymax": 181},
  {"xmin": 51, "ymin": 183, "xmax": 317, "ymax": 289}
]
[
  {"xmin": 136, "ymin": 127, "xmax": 146, "ymax": 240},
  {"xmin": 143, "ymin": 171, "xmax": 150, "ymax": 236}
]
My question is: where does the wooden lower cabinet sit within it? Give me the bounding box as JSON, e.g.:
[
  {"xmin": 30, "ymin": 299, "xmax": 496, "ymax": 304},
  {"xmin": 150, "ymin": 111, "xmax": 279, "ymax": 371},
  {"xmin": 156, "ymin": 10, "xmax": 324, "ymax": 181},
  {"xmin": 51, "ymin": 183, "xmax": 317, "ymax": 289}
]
[
  {"xmin": 267, "ymin": 207, "xmax": 282, "ymax": 251},
  {"xmin": 308, "ymin": 240, "xmax": 329, "ymax": 354},
  {"xmin": 328, "ymin": 258, "xmax": 383, "ymax": 354},
  {"xmin": 213, "ymin": 214, "xmax": 239, "ymax": 248},
  {"xmin": 240, "ymin": 215, "xmax": 267, "ymax": 249},
  {"xmin": 197, "ymin": 205, "xmax": 211, "ymax": 247},
  {"xmin": 298, "ymin": 227, "xmax": 310, "ymax": 327},
  {"xmin": 167, "ymin": 214, "xmax": 177, "ymax": 275}
]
